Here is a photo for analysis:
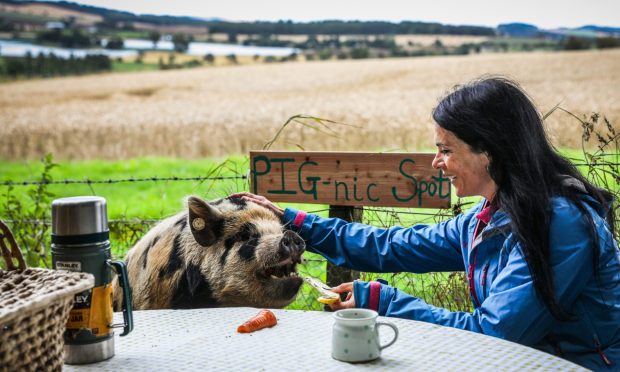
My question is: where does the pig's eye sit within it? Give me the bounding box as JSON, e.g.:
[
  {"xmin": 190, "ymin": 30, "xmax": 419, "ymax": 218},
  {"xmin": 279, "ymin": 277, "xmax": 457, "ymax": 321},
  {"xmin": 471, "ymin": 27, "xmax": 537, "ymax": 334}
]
[
  {"xmin": 239, "ymin": 237, "xmax": 259, "ymax": 261},
  {"xmin": 224, "ymin": 223, "xmax": 260, "ymax": 250}
]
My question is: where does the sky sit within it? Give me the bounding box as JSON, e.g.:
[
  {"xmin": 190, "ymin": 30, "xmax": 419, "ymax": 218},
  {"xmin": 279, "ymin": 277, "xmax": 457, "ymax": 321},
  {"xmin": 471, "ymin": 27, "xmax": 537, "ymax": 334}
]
[{"xmin": 52, "ymin": 0, "xmax": 620, "ymax": 29}]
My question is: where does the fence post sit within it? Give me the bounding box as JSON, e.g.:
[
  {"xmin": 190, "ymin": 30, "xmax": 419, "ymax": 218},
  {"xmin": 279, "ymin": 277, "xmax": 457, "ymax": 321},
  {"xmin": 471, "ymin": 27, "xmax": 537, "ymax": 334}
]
[{"xmin": 326, "ymin": 205, "xmax": 362, "ymax": 290}]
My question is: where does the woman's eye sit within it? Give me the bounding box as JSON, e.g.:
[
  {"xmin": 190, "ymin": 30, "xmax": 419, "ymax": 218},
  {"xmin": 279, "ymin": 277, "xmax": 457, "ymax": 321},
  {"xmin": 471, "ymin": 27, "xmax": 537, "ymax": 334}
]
[{"xmin": 440, "ymin": 149, "xmax": 450, "ymax": 155}]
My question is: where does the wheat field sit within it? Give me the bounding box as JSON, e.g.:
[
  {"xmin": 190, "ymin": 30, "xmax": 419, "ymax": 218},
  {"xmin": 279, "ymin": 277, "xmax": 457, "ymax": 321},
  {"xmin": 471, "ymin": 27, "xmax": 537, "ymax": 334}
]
[{"xmin": 1, "ymin": 49, "xmax": 619, "ymax": 160}]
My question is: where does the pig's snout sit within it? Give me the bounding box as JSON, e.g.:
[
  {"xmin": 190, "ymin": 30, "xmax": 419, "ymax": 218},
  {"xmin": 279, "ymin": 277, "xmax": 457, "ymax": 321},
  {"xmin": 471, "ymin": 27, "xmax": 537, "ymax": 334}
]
[{"xmin": 279, "ymin": 230, "xmax": 305, "ymax": 263}]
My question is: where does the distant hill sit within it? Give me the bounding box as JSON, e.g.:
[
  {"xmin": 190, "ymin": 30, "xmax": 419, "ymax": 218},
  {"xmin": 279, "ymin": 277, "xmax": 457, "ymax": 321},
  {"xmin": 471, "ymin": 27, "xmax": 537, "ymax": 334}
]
[
  {"xmin": 0, "ymin": 0, "xmax": 495, "ymax": 35},
  {"xmin": 577, "ymin": 25, "xmax": 620, "ymax": 36},
  {"xmin": 498, "ymin": 22, "xmax": 620, "ymax": 39},
  {"xmin": 0, "ymin": 0, "xmax": 211, "ymax": 25},
  {"xmin": 497, "ymin": 23, "xmax": 540, "ymax": 37}
]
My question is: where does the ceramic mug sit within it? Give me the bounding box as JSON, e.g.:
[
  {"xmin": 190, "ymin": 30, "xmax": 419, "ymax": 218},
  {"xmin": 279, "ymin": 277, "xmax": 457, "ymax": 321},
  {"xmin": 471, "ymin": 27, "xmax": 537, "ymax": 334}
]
[{"xmin": 332, "ymin": 308, "xmax": 399, "ymax": 362}]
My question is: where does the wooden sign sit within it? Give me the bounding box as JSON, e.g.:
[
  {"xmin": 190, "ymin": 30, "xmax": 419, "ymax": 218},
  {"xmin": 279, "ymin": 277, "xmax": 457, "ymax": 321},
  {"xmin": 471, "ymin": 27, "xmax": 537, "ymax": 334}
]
[{"xmin": 250, "ymin": 151, "xmax": 451, "ymax": 208}]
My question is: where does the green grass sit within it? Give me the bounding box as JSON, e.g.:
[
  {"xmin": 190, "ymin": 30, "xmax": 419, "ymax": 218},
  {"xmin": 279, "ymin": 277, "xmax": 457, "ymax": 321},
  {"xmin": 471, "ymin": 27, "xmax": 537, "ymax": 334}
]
[
  {"xmin": 482, "ymin": 37, "xmax": 562, "ymax": 52},
  {"xmin": 560, "ymin": 147, "xmax": 620, "ymax": 193},
  {"xmin": 112, "ymin": 61, "xmax": 160, "ymax": 73},
  {"xmin": 0, "ymin": 156, "xmax": 252, "ymax": 219},
  {"xmin": 0, "ymin": 155, "xmax": 450, "ymax": 221},
  {"xmin": 106, "ymin": 31, "xmax": 152, "ymax": 39}
]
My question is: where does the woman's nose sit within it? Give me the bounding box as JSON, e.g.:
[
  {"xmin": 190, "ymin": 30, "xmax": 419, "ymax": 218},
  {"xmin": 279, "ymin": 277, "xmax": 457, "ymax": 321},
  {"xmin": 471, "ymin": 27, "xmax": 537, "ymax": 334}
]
[{"xmin": 432, "ymin": 153, "xmax": 442, "ymax": 169}]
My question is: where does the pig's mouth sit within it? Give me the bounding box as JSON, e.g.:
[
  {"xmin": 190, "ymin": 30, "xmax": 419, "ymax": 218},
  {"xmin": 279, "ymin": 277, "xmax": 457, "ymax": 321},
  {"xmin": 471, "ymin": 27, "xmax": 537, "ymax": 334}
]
[
  {"xmin": 257, "ymin": 256, "xmax": 304, "ymax": 306},
  {"xmin": 261, "ymin": 257, "xmax": 301, "ymax": 281}
]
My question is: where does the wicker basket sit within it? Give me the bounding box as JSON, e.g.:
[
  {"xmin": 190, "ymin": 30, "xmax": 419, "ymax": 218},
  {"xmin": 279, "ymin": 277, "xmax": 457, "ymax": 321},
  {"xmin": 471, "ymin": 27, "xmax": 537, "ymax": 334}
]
[{"xmin": 0, "ymin": 220, "xmax": 94, "ymax": 372}]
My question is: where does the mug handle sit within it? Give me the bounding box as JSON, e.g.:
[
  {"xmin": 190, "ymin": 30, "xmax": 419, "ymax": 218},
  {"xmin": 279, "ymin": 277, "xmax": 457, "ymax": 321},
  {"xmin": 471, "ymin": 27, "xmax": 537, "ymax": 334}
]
[
  {"xmin": 107, "ymin": 259, "xmax": 134, "ymax": 336},
  {"xmin": 377, "ymin": 321, "xmax": 399, "ymax": 350}
]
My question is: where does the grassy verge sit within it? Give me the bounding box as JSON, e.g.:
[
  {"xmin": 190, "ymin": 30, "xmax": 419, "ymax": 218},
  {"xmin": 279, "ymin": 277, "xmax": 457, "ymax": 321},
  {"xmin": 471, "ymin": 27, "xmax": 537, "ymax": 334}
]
[
  {"xmin": 0, "ymin": 156, "xmax": 253, "ymax": 219},
  {"xmin": 0, "ymin": 154, "xmax": 468, "ymax": 221},
  {"xmin": 112, "ymin": 60, "xmax": 160, "ymax": 73}
]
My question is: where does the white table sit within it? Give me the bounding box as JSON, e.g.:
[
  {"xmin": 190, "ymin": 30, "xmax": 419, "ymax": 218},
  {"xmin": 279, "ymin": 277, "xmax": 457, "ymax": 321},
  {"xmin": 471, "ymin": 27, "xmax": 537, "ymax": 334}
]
[{"xmin": 64, "ymin": 308, "xmax": 586, "ymax": 371}]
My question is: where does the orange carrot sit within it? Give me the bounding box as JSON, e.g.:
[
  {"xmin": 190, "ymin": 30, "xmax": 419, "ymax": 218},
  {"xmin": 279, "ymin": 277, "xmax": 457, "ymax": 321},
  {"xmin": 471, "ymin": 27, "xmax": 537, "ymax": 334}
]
[{"xmin": 237, "ymin": 309, "xmax": 278, "ymax": 333}]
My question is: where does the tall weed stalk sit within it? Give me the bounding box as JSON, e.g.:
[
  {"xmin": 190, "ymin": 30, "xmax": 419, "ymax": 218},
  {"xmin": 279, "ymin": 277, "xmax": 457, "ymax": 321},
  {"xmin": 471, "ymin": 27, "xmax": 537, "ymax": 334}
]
[
  {"xmin": 555, "ymin": 110, "xmax": 619, "ymax": 239},
  {"xmin": 1, "ymin": 154, "xmax": 57, "ymax": 268}
]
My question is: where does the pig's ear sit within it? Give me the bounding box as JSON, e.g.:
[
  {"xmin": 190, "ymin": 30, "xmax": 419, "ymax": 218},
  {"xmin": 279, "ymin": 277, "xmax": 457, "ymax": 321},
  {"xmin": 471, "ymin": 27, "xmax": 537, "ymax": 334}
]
[{"xmin": 187, "ymin": 196, "xmax": 224, "ymax": 247}]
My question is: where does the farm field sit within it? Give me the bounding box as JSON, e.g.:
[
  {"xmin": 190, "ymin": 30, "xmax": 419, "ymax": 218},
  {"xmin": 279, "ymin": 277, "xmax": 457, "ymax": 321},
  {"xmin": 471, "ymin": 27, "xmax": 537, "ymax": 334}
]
[{"xmin": 1, "ymin": 49, "xmax": 619, "ymax": 161}]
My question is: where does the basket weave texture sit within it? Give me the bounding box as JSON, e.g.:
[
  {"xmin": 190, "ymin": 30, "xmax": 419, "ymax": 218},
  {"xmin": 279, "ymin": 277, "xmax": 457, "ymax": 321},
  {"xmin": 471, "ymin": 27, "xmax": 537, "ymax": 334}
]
[{"xmin": 0, "ymin": 220, "xmax": 94, "ymax": 372}]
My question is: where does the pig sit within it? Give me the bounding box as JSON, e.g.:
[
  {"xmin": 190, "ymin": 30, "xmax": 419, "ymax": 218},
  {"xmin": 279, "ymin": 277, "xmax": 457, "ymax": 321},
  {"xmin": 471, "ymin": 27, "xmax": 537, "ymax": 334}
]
[{"xmin": 112, "ymin": 195, "xmax": 305, "ymax": 310}]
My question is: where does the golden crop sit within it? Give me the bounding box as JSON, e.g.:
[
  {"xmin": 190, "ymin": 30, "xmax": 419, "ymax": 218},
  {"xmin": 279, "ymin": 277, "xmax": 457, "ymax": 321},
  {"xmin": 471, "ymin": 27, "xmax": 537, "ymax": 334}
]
[{"xmin": 1, "ymin": 49, "xmax": 618, "ymax": 160}]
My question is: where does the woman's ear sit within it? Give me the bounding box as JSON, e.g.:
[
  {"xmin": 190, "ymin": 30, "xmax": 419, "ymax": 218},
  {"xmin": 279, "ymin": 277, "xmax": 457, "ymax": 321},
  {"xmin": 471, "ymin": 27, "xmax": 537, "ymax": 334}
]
[{"xmin": 483, "ymin": 152, "xmax": 492, "ymax": 172}]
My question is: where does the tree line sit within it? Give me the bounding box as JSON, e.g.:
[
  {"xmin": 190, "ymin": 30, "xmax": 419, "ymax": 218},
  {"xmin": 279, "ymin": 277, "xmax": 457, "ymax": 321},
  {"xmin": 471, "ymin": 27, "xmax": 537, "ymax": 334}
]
[
  {"xmin": 97, "ymin": 18, "xmax": 494, "ymax": 37},
  {"xmin": 35, "ymin": 29, "xmax": 127, "ymax": 49},
  {"xmin": 205, "ymin": 20, "xmax": 495, "ymax": 36},
  {"xmin": 0, "ymin": 52, "xmax": 111, "ymax": 79}
]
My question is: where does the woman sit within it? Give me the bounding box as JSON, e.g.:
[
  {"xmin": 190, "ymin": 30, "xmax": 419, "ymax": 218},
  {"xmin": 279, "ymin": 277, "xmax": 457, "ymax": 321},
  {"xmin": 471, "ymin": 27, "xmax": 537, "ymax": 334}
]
[{"xmin": 235, "ymin": 77, "xmax": 620, "ymax": 370}]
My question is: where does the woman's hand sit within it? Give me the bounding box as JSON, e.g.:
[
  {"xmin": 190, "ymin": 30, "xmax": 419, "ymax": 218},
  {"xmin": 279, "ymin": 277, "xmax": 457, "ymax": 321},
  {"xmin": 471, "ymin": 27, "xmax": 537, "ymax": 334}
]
[
  {"xmin": 230, "ymin": 192, "xmax": 284, "ymax": 219},
  {"xmin": 328, "ymin": 282, "xmax": 356, "ymax": 310}
]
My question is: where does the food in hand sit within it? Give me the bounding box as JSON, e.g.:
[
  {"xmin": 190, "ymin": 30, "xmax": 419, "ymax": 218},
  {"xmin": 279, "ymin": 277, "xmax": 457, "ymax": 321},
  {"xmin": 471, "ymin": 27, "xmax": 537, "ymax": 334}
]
[
  {"xmin": 317, "ymin": 296, "xmax": 339, "ymax": 304},
  {"xmin": 237, "ymin": 309, "xmax": 278, "ymax": 333},
  {"xmin": 304, "ymin": 276, "xmax": 340, "ymax": 304}
]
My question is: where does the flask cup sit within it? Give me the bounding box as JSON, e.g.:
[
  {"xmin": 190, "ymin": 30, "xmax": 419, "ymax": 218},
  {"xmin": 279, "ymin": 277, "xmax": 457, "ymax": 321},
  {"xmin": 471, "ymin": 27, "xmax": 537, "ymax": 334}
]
[{"xmin": 51, "ymin": 196, "xmax": 133, "ymax": 365}]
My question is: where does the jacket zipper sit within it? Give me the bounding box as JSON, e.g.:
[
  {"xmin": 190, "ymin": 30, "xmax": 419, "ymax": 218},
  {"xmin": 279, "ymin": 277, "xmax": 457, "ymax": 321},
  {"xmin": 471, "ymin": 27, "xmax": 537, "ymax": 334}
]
[
  {"xmin": 595, "ymin": 338, "xmax": 613, "ymax": 366},
  {"xmin": 481, "ymin": 263, "xmax": 490, "ymax": 296},
  {"xmin": 468, "ymin": 249, "xmax": 481, "ymax": 307},
  {"xmin": 468, "ymin": 208, "xmax": 487, "ymax": 308}
]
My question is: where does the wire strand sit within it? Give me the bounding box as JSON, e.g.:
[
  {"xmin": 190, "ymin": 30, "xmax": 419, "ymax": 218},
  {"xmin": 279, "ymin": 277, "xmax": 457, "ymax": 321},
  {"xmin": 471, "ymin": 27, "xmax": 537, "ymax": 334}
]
[
  {"xmin": 0, "ymin": 175, "xmax": 247, "ymax": 187},
  {"xmin": 1, "ymin": 162, "xmax": 616, "ymax": 187}
]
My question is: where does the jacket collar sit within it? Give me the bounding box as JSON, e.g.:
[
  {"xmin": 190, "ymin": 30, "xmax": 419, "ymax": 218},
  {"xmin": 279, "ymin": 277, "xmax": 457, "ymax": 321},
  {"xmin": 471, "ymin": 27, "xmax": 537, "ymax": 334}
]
[
  {"xmin": 469, "ymin": 199, "xmax": 511, "ymax": 249},
  {"xmin": 475, "ymin": 200, "xmax": 494, "ymax": 224},
  {"xmin": 473, "ymin": 198, "xmax": 510, "ymax": 230}
]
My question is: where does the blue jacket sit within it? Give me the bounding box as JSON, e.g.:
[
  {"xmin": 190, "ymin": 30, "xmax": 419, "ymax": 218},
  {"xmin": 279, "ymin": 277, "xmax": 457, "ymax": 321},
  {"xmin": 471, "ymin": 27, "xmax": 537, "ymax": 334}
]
[{"xmin": 283, "ymin": 196, "xmax": 620, "ymax": 370}]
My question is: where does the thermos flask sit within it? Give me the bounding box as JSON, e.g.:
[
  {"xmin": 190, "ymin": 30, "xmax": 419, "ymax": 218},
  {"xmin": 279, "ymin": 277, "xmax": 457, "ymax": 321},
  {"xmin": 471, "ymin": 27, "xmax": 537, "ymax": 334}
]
[{"xmin": 51, "ymin": 196, "xmax": 133, "ymax": 365}]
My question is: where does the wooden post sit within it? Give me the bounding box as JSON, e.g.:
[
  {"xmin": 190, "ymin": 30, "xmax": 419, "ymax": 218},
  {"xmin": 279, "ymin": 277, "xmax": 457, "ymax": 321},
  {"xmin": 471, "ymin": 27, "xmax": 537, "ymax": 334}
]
[{"xmin": 326, "ymin": 205, "xmax": 362, "ymax": 290}]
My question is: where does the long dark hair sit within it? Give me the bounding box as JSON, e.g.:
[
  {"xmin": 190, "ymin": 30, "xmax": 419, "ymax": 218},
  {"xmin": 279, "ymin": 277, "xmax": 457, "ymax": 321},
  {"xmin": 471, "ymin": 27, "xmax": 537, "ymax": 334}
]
[{"xmin": 432, "ymin": 76, "xmax": 615, "ymax": 319}]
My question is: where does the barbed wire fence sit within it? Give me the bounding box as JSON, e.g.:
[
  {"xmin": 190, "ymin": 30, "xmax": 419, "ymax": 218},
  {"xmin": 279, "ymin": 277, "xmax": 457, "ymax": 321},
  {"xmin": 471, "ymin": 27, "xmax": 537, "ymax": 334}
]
[{"xmin": 2, "ymin": 162, "xmax": 617, "ymax": 188}]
